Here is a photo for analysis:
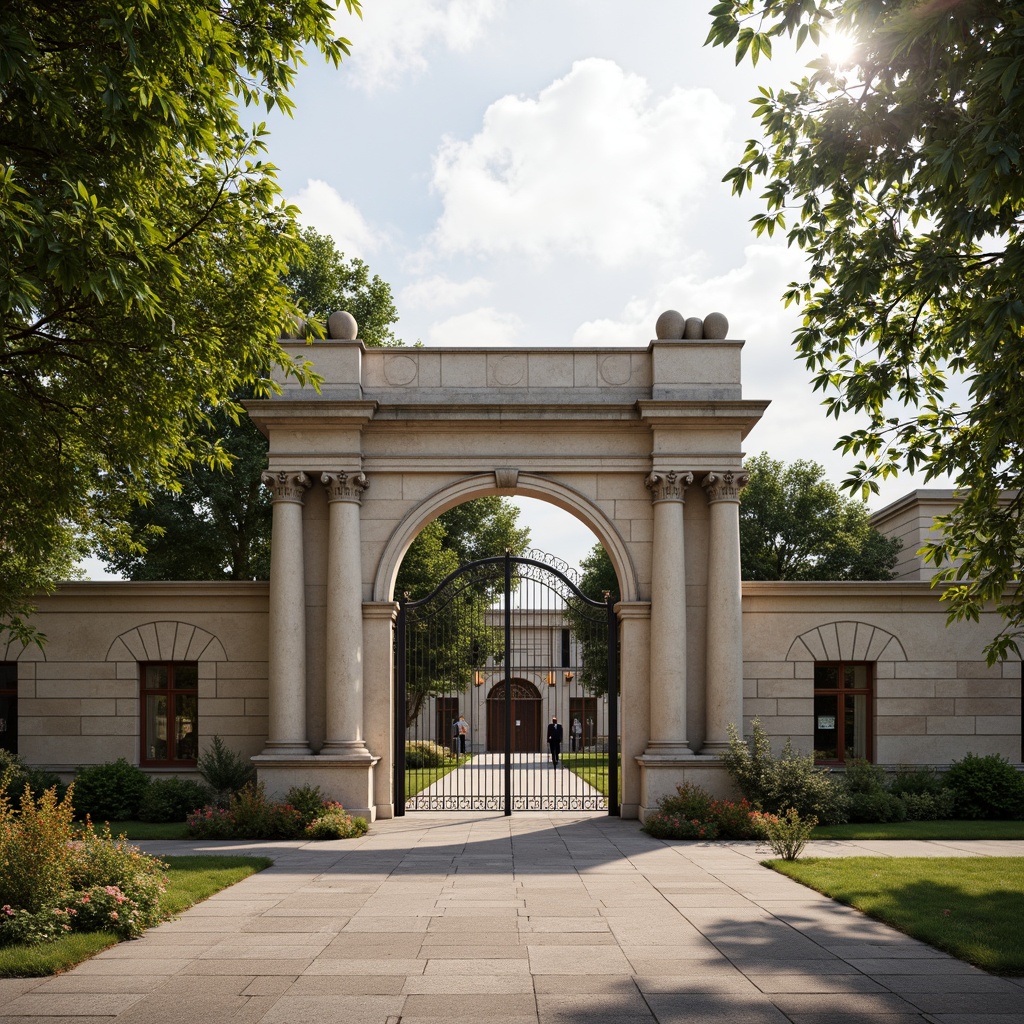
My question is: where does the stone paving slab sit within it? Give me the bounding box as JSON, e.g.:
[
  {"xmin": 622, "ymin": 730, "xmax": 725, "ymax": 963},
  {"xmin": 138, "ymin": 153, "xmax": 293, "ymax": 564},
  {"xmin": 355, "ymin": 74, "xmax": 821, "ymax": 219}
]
[{"xmin": 6, "ymin": 815, "xmax": 1024, "ymax": 1023}]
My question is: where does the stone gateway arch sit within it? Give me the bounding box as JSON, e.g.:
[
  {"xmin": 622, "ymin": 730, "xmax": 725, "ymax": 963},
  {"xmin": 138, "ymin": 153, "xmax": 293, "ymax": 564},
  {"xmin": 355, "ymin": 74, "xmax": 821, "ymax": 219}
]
[{"xmin": 245, "ymin": 316, "xmax": 768, "ymax": 820}]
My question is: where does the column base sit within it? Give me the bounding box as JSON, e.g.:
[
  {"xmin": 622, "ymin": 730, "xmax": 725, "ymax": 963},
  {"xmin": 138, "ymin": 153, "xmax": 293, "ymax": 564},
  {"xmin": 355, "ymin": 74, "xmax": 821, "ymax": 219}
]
[
  {"xmin": 317, "ymin": 740, "xmax": 375, "ymax": 760},
  {"xmin": 259, "ymin": 741, "xmax": 313, "ymax": 758},
  {"xmin": 698, "ymin": 741, "xmax": 732, "ymax": 756},
  {"xmin": 635, "ymin": 753, "xmax": 740, "ymax": 822},
  {"xmin": 252, "ymin": 753, "xmax": 380, "ymax": 822}
]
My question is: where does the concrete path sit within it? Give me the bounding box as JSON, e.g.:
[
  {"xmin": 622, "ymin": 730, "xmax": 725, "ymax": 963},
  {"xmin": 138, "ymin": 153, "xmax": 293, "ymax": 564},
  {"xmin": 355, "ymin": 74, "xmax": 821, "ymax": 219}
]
[
  {"xmin": 2, "ymin": 814, "xmax": 1023, "ymax": 1023},
  {"xmin": 409, "ymin": 753, "xmax": 605, "ymax": 811}
]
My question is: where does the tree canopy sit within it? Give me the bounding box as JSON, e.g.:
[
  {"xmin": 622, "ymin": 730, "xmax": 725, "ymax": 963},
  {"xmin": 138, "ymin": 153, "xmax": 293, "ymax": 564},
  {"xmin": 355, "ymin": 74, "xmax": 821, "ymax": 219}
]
[
  {"xmin": 739, "ymin": 453, "xmax": 900, "ymax": 581},
  {"xmin": 0, "ymin": 0, "xmax": 360, "ymax": 641},
  {"xmin": 564, "ymin": 544, "xmax": 620, "ymax": 696},
  {"xmin": 97, "ymin": 234, "xmax": 400, "ymax": 582},
  {"xmin": 706, "ymin": 1, "xmax": 1024, "ymax": 659}
]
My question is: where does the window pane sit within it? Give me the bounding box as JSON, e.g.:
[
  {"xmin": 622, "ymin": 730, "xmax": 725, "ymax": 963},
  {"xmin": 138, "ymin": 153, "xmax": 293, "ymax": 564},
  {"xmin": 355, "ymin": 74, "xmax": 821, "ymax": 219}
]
[
  {"xmin": 844, "ymin": 664, "xmax": 870, "ymax": 689},
  {"xmin": 0, "ymin": 663, "xmax": 16, "ymax": 689},
  {"xmin": 0, "ymin": 693, "xmax": 16, "ymax": 754},
  {"xmin": 814, "ymin": 665, "xmax": 839, "ymax": 689},
  {"xmin": 174, "ymin": 694, "xmax": 198, "ymax": 761},
  {"xmin": 145, "ymin": 694, "xmax": 168, "ymax": 761},
  {"xmin": 814, "ymin": 694, "xmax": 838, "ymax": 759},
  {"xmin": 144, "ymin": 665, "xmax": 168, "ymax": 689},
  {"xmin": 174, "ymin": 664, "xmax": 198, "ymax": 689},
  {"xmin": 845, "ymin": 693, "xmax": 868, "ymax": 760}
]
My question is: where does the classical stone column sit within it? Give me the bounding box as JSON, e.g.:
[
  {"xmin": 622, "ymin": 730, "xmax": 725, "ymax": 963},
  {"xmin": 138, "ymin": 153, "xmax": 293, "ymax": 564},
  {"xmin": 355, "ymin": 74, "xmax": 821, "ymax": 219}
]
[
  {"xmin": 260, "ymin": 470, "xmax": 312, "ymax": 756},
  {"xmin": 643, "ymin": 470, "xmax": 694, "ymax": 756},
  {"xmin": 701, "ymin": 471, "xmax": 748, "ymax": 754},
  {"xmin": 320, "ymin": 471, "xmax": 373, "ymax": 759}
]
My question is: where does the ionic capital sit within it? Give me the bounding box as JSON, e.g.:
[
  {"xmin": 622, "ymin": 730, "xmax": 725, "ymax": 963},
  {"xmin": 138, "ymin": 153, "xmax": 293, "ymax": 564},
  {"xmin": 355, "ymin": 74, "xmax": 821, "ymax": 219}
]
[
  {"xmin": 322, "ymin": 471, "xmax": 369, "ymax": 503},
  {"xmin": 645, "ymin": 470, "xmax": 693, "ymax": 504},
  {"xmin": 701, "ymin": 471, "xmax": 749, "ymax": 504},
  {"xmin": 261, "ymin": 470, "xmax": 311, "ymax": 503}
]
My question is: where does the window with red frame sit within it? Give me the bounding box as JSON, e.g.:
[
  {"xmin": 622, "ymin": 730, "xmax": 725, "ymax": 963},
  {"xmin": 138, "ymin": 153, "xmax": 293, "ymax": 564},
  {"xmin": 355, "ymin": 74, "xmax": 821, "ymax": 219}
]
[
  {"xmin": 140, "ymin": 663, "xmax": 198, "ymax": 766},
  {"xmin": 813, "ymin": 662, "xmax": 873, "ymax": 764}
]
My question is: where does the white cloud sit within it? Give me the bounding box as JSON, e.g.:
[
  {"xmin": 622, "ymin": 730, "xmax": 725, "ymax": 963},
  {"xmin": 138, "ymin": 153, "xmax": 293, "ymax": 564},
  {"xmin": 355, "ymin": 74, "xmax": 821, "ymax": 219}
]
[
  {"xmin": 429, "ymin": 59, "xmax": 733, "ymax": 267},
  {"xmin": 340, "ymin": 0, "xmax": 506, "ymax": 92},
  {"xmin": 400, "ymin": 274, "xmax": 492, "ymax": 311},
  {"xmin": 426, "ymin": 307, "xmax": 523, "ymax": 346},
  {"xmin": 288, "ymin": 179, "xmax": 383, "ymax": 259}
]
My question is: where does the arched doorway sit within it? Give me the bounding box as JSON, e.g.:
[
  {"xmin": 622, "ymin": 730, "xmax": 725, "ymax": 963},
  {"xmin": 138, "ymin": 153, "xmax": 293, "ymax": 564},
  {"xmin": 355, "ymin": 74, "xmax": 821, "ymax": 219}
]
[{"xmin": 486, "ymin": 678, "xmax": 541, "ymax": 752}]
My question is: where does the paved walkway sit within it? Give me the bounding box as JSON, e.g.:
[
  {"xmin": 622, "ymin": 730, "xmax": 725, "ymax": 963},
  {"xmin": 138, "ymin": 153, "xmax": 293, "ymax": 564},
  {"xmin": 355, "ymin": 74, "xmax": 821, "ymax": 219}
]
[
  {"xmin": 409, "ymin": 754, "xmax": 605, "ymax": 811},
  {"xmin": 2, "ymin": 814, "xmax": 1023, "ymax": 1023}
]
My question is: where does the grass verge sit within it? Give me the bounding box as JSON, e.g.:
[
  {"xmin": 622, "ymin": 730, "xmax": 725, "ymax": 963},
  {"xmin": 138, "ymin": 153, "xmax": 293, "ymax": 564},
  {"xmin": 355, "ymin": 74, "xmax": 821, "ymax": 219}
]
[
  {"xmin": 406, "ymin": 755, "xmax": 472, "ymax": 798},
  {"xmin": 83, "ymin": 820, "xmax": 190, "ymax": 840},
  {"xmin": 0, "ymin": 854, "xmax": 271, "ymax": 978},
  {"xmin": 812, "ymin": 820, "xmax": 1024, "ymax": 841},
  {"xmin": 561, "ymin": 753, "xmax": 621, "ymax": 797},
  {"xmin": 769, "ymin": 856, "xmax": 1024, "ymax": 975}
]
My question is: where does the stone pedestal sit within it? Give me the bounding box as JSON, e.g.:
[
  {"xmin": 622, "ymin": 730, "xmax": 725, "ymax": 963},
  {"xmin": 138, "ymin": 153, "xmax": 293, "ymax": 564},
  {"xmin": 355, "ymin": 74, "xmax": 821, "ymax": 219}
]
[{"xmin": 253, "ymin": 755, "xmax": 379, "ymax": 821}]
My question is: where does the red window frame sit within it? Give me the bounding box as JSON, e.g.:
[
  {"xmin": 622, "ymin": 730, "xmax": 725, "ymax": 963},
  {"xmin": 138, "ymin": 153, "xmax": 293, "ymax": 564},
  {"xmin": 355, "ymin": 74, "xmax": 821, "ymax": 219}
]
[{"xmin": 140, "ymin": 662, "xmax": 199, "ymax": 767}]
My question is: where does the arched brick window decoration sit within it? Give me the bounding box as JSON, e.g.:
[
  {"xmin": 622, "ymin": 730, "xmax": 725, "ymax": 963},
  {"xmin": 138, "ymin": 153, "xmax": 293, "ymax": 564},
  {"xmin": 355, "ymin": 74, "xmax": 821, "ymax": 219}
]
[
  {"xmin": 106, "ymin": 622, "xmax": 227, "ymax": 664},
  {"xmin": 785, "ymin": 621, "xmax": 907, "ymax": 664},
  {"xmin": 0, "ymin": 640, "xmax": 46, "ymax": 662}
]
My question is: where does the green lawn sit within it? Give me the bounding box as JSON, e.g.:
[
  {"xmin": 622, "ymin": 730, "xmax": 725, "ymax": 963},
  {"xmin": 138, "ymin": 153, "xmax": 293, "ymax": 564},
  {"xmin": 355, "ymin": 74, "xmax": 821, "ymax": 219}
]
[
  {"xmin": 770, "ymin": 856, "xmax": 1024, "ymax": 975},
  {"xmin": 561, "ymin": 753, "xmax": 621, "ymax": 797},
  {"xmin": 0, "ymin": 855, "xmax": 271, "ymax": 978},
  {"xmin": 813, "ymin": 819, "xmax": 1024, "ymax": 841},
  {"xmin": 405, "ymin": 755, "xmax": 472, "ymax": 798},
  {"xmin": 86, "ymin": 820, "xmax": 190, "ymax": 840}
]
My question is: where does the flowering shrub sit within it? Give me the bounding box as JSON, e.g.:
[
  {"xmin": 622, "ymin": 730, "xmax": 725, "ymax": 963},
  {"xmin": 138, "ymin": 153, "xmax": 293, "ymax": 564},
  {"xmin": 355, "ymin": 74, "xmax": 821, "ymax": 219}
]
[
  {"xmin": 0, "ymin": 785, "xmax": 167, "ymax": 947},
  {"xmin": 186, "ymin": 785, "xmax": 368, "ymax": 841},
  {"xmin": 305, "ymin": 806, "xmax": 369, "ymax": 840},
  {"xmin": 642, "ymin": 814, "xmax": 720, "ymax": 841},
  {"xmin": 754, "ymin": 807, "xmax": 818, "ymax": 860},
  {"xmin": 643, "ymin": 783, "xmax": 762, "ymax": 841}
]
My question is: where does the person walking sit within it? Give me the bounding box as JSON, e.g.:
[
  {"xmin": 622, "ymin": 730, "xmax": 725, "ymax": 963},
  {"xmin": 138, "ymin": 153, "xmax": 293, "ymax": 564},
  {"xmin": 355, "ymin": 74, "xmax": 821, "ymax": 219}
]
[
  {"xmin": 456, "ymin": 713, "xmax": 469, "ymax": 754},
  {"xmin": 547, "ymin": 716, "xmax": 563, "ymax": 767}
]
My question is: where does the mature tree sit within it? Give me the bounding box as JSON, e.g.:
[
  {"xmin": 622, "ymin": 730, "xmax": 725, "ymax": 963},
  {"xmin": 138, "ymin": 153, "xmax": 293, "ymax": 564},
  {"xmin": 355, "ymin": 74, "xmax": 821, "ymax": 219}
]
[
  {"xmin": 739, "ymin": 453, "xmax": 900, "ymax": 581},
  {"xmin": 0, "ymin": 0, "xmax": 360, "ymax": 641},
  {"xmin": 97, "ymin": 235, "xmax": 400, "ymax": 581},
  {"xmin": 396, "ymin": 499, "xmax": 531, "ymax": 727},
  {"xmin": 706, "ymin": 2, "xmax": 1024, "ymax": 659},
  {"xmin": 284, "ymin": 227, "xmax": 400, "ymax": 346},
  {"xmin": 564, "ymin": 544, "xmax": 620, "ymax": 696}
]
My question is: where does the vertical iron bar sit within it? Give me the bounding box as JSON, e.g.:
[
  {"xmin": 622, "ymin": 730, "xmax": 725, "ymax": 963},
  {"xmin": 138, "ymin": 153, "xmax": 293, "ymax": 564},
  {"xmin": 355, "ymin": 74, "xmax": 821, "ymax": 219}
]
[
  {"xmin": 504, "ymin": 550, "xmax": 512, "ymax": 816},
  {"xmin": 607, "ymin": 596, "xmax": 619, "ymax": 816},
  {"xmin": 395, "ymin": 599, "xmax": 407, "ymax": 816}
]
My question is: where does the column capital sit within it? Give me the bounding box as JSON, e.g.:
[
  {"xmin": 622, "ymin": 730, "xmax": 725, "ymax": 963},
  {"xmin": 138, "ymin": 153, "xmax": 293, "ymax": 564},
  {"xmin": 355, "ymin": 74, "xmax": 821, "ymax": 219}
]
[
  {"xmin": 701, "ymin": 471, "xmax": 749, "ymax": 504},
  {"xmin": 322, "ymin": 471, "xmax": 369, "ymax": 503},
  {"xmin": 261, "ymin": 470, "xmax": 311, "ymax": 503},
  {"xmin": 645, "ymin": 470, "xmax": 693, "ymax": 504}
]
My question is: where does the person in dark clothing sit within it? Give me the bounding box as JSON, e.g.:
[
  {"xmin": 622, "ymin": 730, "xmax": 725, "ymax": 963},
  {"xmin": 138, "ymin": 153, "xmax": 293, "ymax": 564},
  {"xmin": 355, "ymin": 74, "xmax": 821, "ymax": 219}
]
[{"xmin": 547, "ymin": 716, "xmax": 564, "ymax": 766}]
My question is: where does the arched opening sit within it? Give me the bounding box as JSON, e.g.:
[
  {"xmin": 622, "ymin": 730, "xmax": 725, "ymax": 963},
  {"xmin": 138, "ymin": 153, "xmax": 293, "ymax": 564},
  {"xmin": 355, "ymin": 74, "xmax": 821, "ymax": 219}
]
[{"xmin": 486, "ymin": 678, "xmax": 542, "ymax": 752}]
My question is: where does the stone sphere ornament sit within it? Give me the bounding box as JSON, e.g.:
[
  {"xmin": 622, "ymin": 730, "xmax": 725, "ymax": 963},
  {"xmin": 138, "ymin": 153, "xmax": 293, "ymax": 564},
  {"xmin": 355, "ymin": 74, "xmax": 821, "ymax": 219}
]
[
  {"xmin": 655, "ymin": 310, "xmax": 685, "ymax": 339},
  {"xmin": 684, "ymin": 316, "xmax": 703, "ymax": 339},
  {"xmin": 282, "ymin": 314, "xmax": 306, "ymax": 339},
  {"xmin": 328, "ymin": 310, "xmax": 358, "ymax": 340},
  {"xmin": 702, "ymin": 312, "xmax": 729, "ymax": 339}
]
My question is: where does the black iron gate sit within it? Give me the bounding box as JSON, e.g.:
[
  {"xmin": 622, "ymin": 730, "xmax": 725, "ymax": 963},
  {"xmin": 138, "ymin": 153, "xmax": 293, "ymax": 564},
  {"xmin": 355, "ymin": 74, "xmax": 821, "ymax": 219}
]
[{"xmin": 395, "ymin": 550, "xmax": 619, "ymax": 815}]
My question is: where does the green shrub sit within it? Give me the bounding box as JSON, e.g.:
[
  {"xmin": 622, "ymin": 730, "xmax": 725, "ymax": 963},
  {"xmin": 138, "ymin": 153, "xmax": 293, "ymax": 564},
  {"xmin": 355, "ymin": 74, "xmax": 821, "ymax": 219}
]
[
  {"xmin": 137, "ymin": 778, "xmax": 212, "ymax": 823},
  {"xmin": 305, "ymin": 807, "xmax": 369, "ymax": 839},
  {"xmin": 185, "ymin": 805, "xmax": 235, "ymax": 839},
  {"xmin": 889, "ymin": 765, "xmax": 943, "ymax": 797},
  {"xmin": 898, "ymin": 789, "xmax": 956, "ymax": 821},
  {"xmin": 72, "ymin": 759, "xmax": 150, "ymax": 822},
  {"xmin": 405, "ymin": 741, "xmax": 455, "ymax": 769},
  {"xmin": 196, "ymin": 736, "xmax": 255, "ymax": 806},
  {"xmin": 722, "ymin": 721, "xmax": 849, "ymax": 825},
  {"xmin": 228, "ymin": 783, "xmax": 304, "ymax": 839},
  {"xmin": 849, "ymin": 791, "xmax": 908, "ymax": 823},
  {"xmin": 642, "ymin": 814, "xmax": 721, "ymax": 840},
  {"xmin": 842, "ymin": 759, "xmax": 888, "ymax": 796},
  {"xmin": 0, "ymin": 787, "xmax": 167, "ymax": 947},
  {"xmin": 0, "ymin": 751, "xmax": 66, "ymax": 810},
  {"xmin": 284, "ymin": 785, "xmax": 328, "ymax": 826},
  {"xmin": 943, "ymin": 753, "xmax": 1024, "ymax": 820},
  {"xmin": 754, "ymin": 807, "xmax": 818, "ymax": 860},
  {"xmin": 658, "ymin": 782, "xmax": 715, "ymax": 822}
]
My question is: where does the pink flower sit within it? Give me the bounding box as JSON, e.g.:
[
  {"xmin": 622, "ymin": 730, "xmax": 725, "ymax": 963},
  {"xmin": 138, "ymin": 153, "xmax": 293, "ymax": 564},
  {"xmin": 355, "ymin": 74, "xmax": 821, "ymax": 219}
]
[
  {"xmin": 110, "ymin": 911, "xmax": 119, "ymax": 921},
  {"xmin": 1, "ymin": 905, "xmax": 13, "ymax": 917}
]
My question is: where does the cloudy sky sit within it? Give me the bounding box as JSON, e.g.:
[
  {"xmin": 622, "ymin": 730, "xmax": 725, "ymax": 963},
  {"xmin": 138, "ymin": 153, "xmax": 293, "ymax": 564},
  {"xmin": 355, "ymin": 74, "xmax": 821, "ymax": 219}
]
[{"xmin": 85, "ymin": 2, "xmax": 928, "ymax": 576}]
